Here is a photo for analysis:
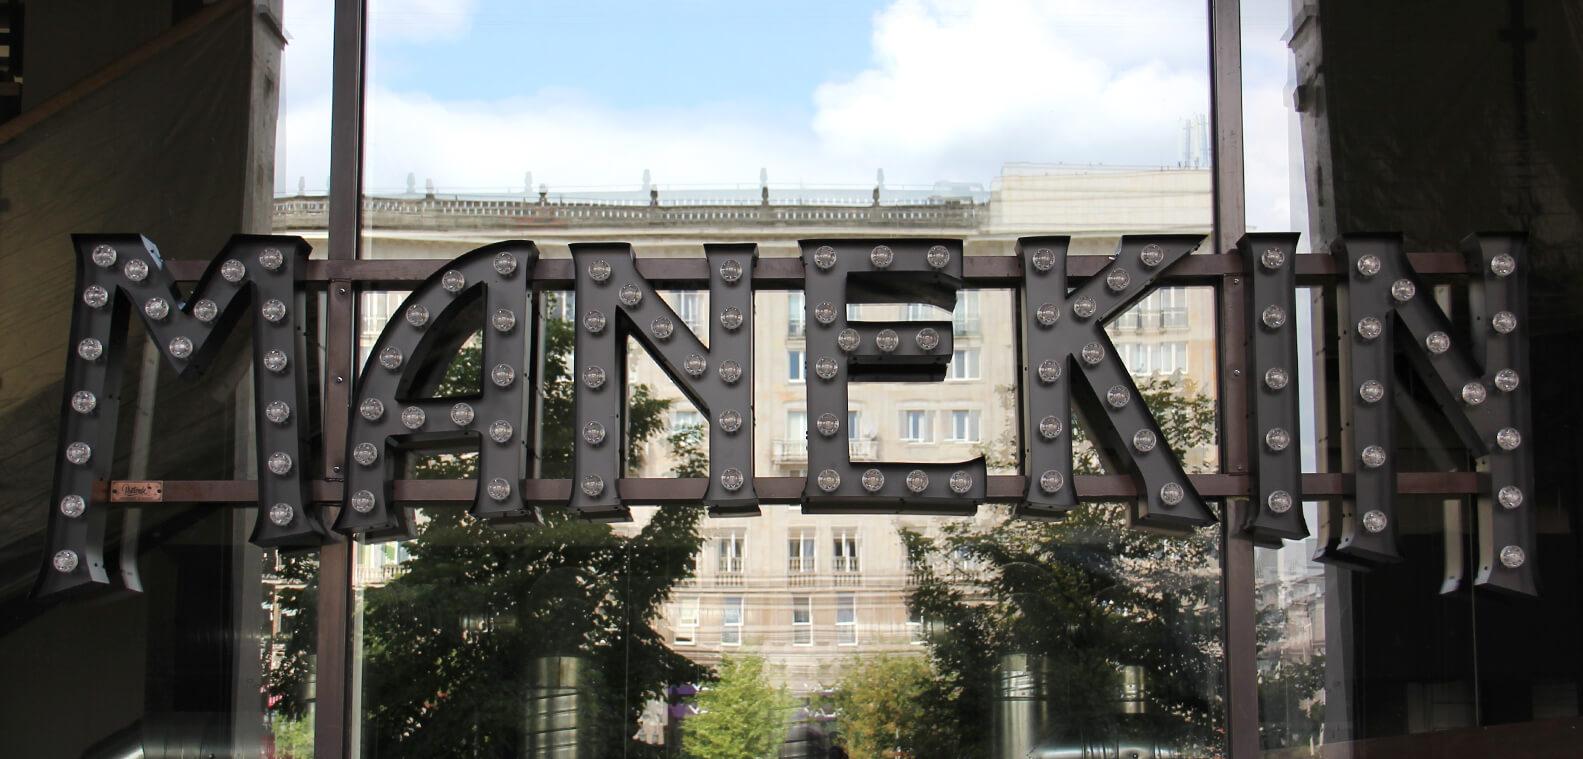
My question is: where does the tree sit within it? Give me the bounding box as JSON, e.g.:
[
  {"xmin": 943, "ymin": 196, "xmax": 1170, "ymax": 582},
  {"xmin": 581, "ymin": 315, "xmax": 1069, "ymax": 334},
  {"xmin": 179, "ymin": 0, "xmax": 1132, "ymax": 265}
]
[
  {"xmin": 907, "ymin": 376, "xmax": 1225, "ymax": 757},
  {"xmin": 267, "ymin": 295, "xmax": 708, "ymax": 758},
  {"xmin": 832, "ymin": 654, "xmax": 961, "ymax": 759},
  {"xmin": 683, "ymin": 655, "xmax": 792, "ymax": 759},
  {"xmin": 1256, "ymin": 601, "xmax": 1326, "ymax": 748}
]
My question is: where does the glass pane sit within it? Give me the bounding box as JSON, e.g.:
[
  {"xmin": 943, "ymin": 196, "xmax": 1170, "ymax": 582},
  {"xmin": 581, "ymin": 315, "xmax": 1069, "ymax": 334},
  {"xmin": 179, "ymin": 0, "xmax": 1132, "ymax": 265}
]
[
  {"xmin": 1243, "ymin": 0, "xmax": 1583, "ymax": 753},
  {"xmin": 355, "ymin": 2, "xmax": 1217, "ymax": 757},
  {"xmin": 0, "ymin": 2, "xmax": 328, "ymax": 754}
]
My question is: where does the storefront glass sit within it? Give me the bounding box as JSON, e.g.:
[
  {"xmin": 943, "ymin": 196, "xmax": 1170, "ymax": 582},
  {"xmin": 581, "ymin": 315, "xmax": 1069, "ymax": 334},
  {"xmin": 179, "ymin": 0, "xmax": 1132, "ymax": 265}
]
[{"xmin": 343, "ymin": 2, "xmax": 1222, "ymax": 756}]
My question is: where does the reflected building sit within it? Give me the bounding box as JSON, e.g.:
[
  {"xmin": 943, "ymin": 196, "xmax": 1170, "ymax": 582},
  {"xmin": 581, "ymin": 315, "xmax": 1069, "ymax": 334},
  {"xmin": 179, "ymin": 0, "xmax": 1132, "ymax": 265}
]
[{"xmin": 275, "ymin": 163, "xmax": 1218, "ymax": 738}]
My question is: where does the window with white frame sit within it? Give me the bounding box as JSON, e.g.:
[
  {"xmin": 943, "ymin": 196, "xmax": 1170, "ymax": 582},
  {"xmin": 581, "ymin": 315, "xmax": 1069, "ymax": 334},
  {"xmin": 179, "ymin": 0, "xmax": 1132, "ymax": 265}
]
[
  {"xmin": 544, "ymin": 291, "xmax": 575, "ymax": 321},
  {"xmin": 671, "ymin": 410, "xmax": 703, "ymax": 431},
  {"xmin": 787, "ymin": 292, "xmax": 806, "ymax": 337},
  {"xmin": 791, "ymin": 596, "xmax": 813, "ymax": 645},
  {"xmin": 788, "ymin": 529, "xmax": 816, "ymax": 574},
  {"xmin": 716, "ymin": 531, "xmax": 745, "ymax": 574},
  {"xmin": 1158, "ymin": 341, "xmax": 1188, "ymax": 374},
  {"xmin": 675, "ymin": 291, "xmax": 705, "ymax": 334},
  {"xmin": 900, "ymin": 410, "xmax": 934, "ymax": 442},
  {"xmin": 1118, "ymin": 342, "xmax": 1146, "ymax": 375},
  {"xmin": 836, "ymin": 594, "xmax": 857, "ymax": 645},
  {"xmin": 954, "ymin": 291, "xmax": 981, "ymax": 335},
  {"xmin": 788, "ymin": 349, "xmax": 805, "ymax": 382},
  {"xmin": 675, "ymin": 597, "xmax": 700, "ymax": 645},
  {"xmin": 721, "ymin": 596, "xmax": 743, "ymax": 645},
  {"xmin": 1160, "ymin": 287, "xmax": 1188, "ymax": 328},
  {"xmin": 847, "ymin": 410, "xmax": 862, "ymax": 440},
  {"xmin": 787, "ymin": 410, "xmax": 807, "ymax": 441},
  {"xmin": 948, "ymin": 348, "xmax": 981, "ymax": 380},
  {"xmin": 832, "ymin": 528, "xmax": 860, "ymax": 573},
  {"xmin": 948, "ymin": 410, "xmax": 981, "ymax": 442}
]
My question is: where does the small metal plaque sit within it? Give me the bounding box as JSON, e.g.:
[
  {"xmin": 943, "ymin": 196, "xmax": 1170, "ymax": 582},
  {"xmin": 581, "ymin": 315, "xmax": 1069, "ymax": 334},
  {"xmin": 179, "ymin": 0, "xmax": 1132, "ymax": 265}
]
[{"xmin": 111, "ymin": 481, "xmax": 164, "ymax": 502}]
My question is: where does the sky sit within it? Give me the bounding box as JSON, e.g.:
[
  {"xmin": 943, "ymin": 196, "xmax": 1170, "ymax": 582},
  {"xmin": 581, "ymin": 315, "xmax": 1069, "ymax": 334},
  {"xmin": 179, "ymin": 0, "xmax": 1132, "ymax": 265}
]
[{"xmin": 270, "ymin": 0, "xmax": 1312, "ymax": 202}]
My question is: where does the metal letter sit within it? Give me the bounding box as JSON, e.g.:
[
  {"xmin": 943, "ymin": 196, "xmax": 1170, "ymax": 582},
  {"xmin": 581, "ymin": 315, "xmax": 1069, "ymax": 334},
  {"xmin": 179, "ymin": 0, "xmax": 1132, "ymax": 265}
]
[
  {"xmin": 800, "ymin": 239, "xmax": 983, "ymax": 513},
  {"xmin": 569, "ymin": 243, "xmax": 759, "ymax": 519},
  {"xmin": 1239, "ymin": 233, "xmax": 1307, "ymax": 543},
  {"xmin": 37, "ymin": 235, "xmax": 325, "ymax": 598},
  {"xmin": 336, "ymin": 242, "xmax": 540, "ymax": 539},
  {"xmin": 1322, "ymin": 234, "xmax": 1534, "ymax": 595}
]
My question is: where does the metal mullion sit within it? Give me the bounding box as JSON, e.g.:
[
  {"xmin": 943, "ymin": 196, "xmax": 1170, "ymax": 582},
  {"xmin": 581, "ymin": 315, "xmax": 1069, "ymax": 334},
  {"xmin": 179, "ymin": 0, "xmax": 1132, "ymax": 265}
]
[
  {"xmin": 314, "ymin": 0, "xmax": 366, "ymax": 756},
  {"xmin": 1207, "ymin": 0, "xmax": 1259, "ymax": 755}
]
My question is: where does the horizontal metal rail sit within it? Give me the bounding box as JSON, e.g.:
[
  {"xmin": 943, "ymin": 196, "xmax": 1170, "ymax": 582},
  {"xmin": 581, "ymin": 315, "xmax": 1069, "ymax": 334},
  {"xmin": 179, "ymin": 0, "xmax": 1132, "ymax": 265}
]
[
  {"xmin": 95, "ymin": 472, "xmax": 1486, "ymax": 506},
  {"xmin": 165, "ymin": 251, "xmax": 1472, "ymax": 287}
]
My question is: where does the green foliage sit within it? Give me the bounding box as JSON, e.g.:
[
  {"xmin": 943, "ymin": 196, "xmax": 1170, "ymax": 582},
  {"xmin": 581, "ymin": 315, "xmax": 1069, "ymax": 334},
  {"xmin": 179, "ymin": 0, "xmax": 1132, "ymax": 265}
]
[
  {"xmin": 262, "ymin": 550, "xmax": 318, "ymax": 721},
  {"xmin": 683, "ymin": 655, "xmax": 792, "ymax": 759},
  {"xmin": 1256, "ymin": 600, "xmax": 1326, "ymax": 748},
  {"xmin": 906, "ymin": 378, "xmax": 1224, "ymax": 757},
  {"xmin": 667, "ymin": 423, "xmax": 709, "ymax": 479},
  {"xmin": 832, "ymin": 654, "xmax": 961, "ymax": 759},
  {"xmin": 269, "ymin": 714, "xmax": 315, "ymax": 758}
]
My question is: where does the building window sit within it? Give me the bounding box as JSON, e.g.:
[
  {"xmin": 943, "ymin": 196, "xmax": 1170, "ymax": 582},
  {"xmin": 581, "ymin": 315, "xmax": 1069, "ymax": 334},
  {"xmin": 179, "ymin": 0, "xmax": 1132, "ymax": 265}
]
[
  {"xmin": 717, "ymin": 531, "xmax": 745, "ymax": 574},
  {"xmin": 788, "ymin": 349, "xmax": 805, "ymax": 382},
  {"xmin": 948, "ymin": 410, "xmax": 981, "ymax": 442},
  {"xmin": 675, "ymin": 291, "xmax": 705, "ymax": 334},
  {"xmin": 847, "ymin": 411, "xmax": 862, "ymax": 440},
  {"xmin": 792, "ymin": 596, "xmax": 813, "ymax": 646},
  {"xmin": 544, "ymin": 291, "xmax": 575, "ymax": 321},
  {"xmin": 722, "ymin": 596, "xmax": 743, "ymax": 646},
  {"xmin": 1160, "ymin": 288, "xmax": 1189, "ymax": 329},
  {"xmin": 833, "ymin": 528, "xmax": 860, "ymax": 573},
  {"xmin": 836, "ymin": 594, "xmax": 857, "ymax": 645},
  {"xmin": 954, "ymin": 291, "xmax": 981, "ymax": 336},
  {"xmin": 675, "ymin": 597, "xmax": 700, "ymax": 645},
  {"xmin": 900, "ymin": 410, "xmax": 934, "ymax": 442},
  {"xmin": 788, "ymin": 292, "xmax": 806, "ymax": 337},
  {"xmin": 948, "ymin": 348, "xmax": 981, "ymax": 380},
  {"xmin": 787, "ymin": 410, "xmax": 807, "ymax": 440},
  {"xmin": 1159, "ymin": 341, "xmax": 1188, "ymax": 374},
  {"xmin": 908, "ymin": 607, "xmax": 927, "ymax": 644},
  {"xmin": 360, "ymin": 292, "xmax": 404, "ymax": 342},
  {"xmin": 788, "ymin": 529, "xmax": 817, "ymax": 574},
  {"xmin": 671, "ymin": 410, "xmax": 703, "ymax": 431}
]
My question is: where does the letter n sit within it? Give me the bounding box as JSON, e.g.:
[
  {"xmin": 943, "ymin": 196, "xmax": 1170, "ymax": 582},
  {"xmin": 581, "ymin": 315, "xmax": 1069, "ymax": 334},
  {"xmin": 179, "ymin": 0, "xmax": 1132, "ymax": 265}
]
[
  {"xmin": 1321, "ymin": 234, "xmax": 1534, "ymax": 596},
  {"xmin": 569, "ymin": 244, "xmax": 759, "ymax": 519}
]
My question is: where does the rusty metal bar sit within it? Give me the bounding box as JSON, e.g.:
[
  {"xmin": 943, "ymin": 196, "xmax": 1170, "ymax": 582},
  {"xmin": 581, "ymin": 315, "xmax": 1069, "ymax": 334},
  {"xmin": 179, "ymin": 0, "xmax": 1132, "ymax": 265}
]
[
  {"xmin": 163, "ymin": 251, "xmax": 1473, "ymax": 286},
  {"xmin": 313, "ymin": 0, "xmax": 366, "ymax": 755},
  {"xmin": 102, "ymin": 472, "xmax": 1486, "ymax": 506},
  {"xmin": 1206, "ymin": 0, "xmax": 1258, "ymax": 753}
]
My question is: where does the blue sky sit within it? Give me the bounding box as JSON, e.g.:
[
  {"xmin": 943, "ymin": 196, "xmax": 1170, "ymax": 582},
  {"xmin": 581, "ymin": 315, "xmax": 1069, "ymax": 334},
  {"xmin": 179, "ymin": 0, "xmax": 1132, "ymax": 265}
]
[
  {"xmin": 366, "ymin": 1, "xmax": 889, "ymax": 114},
  {"xmin": 276, "ymin": 0, "xmax": 1292, "ymax": 197}
]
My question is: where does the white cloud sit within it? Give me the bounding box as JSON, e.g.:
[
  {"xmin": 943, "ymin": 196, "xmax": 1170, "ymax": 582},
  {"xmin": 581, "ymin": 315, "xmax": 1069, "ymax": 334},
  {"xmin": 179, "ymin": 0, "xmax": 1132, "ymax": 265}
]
[{"xmin": 276, "ymin": 0, "xmax": 1221, "ymax": 195}]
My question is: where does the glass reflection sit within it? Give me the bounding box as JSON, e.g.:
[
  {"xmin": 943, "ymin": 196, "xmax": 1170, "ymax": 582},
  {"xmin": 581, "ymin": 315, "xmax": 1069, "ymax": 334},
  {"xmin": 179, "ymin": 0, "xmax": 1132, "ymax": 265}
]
[
  {"xmin": 349, "ymin": 290, "xmax": 1223, "ymax": 756},
  {"xmin": 353, "ymin": 1, "xmax": 1217, "ymax": 754}
]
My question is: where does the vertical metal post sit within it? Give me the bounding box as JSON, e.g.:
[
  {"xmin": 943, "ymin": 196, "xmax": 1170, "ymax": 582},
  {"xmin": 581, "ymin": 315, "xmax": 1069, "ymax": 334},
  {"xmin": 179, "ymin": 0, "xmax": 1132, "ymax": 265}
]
[
  {"xmin": 1209, "ymin": 0, "xmax": 1259, "ymax": 756},
  {"xmin": 314, "ymin": 0, "xmax": 366, "ymax": 756}
]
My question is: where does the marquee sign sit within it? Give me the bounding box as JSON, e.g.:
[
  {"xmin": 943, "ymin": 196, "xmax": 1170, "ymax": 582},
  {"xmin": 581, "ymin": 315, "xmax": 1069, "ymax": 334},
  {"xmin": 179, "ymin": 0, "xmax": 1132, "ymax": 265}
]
[{"xmin": 35, "ymin": 232, "xmax": 1535, "ymax": 598}]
